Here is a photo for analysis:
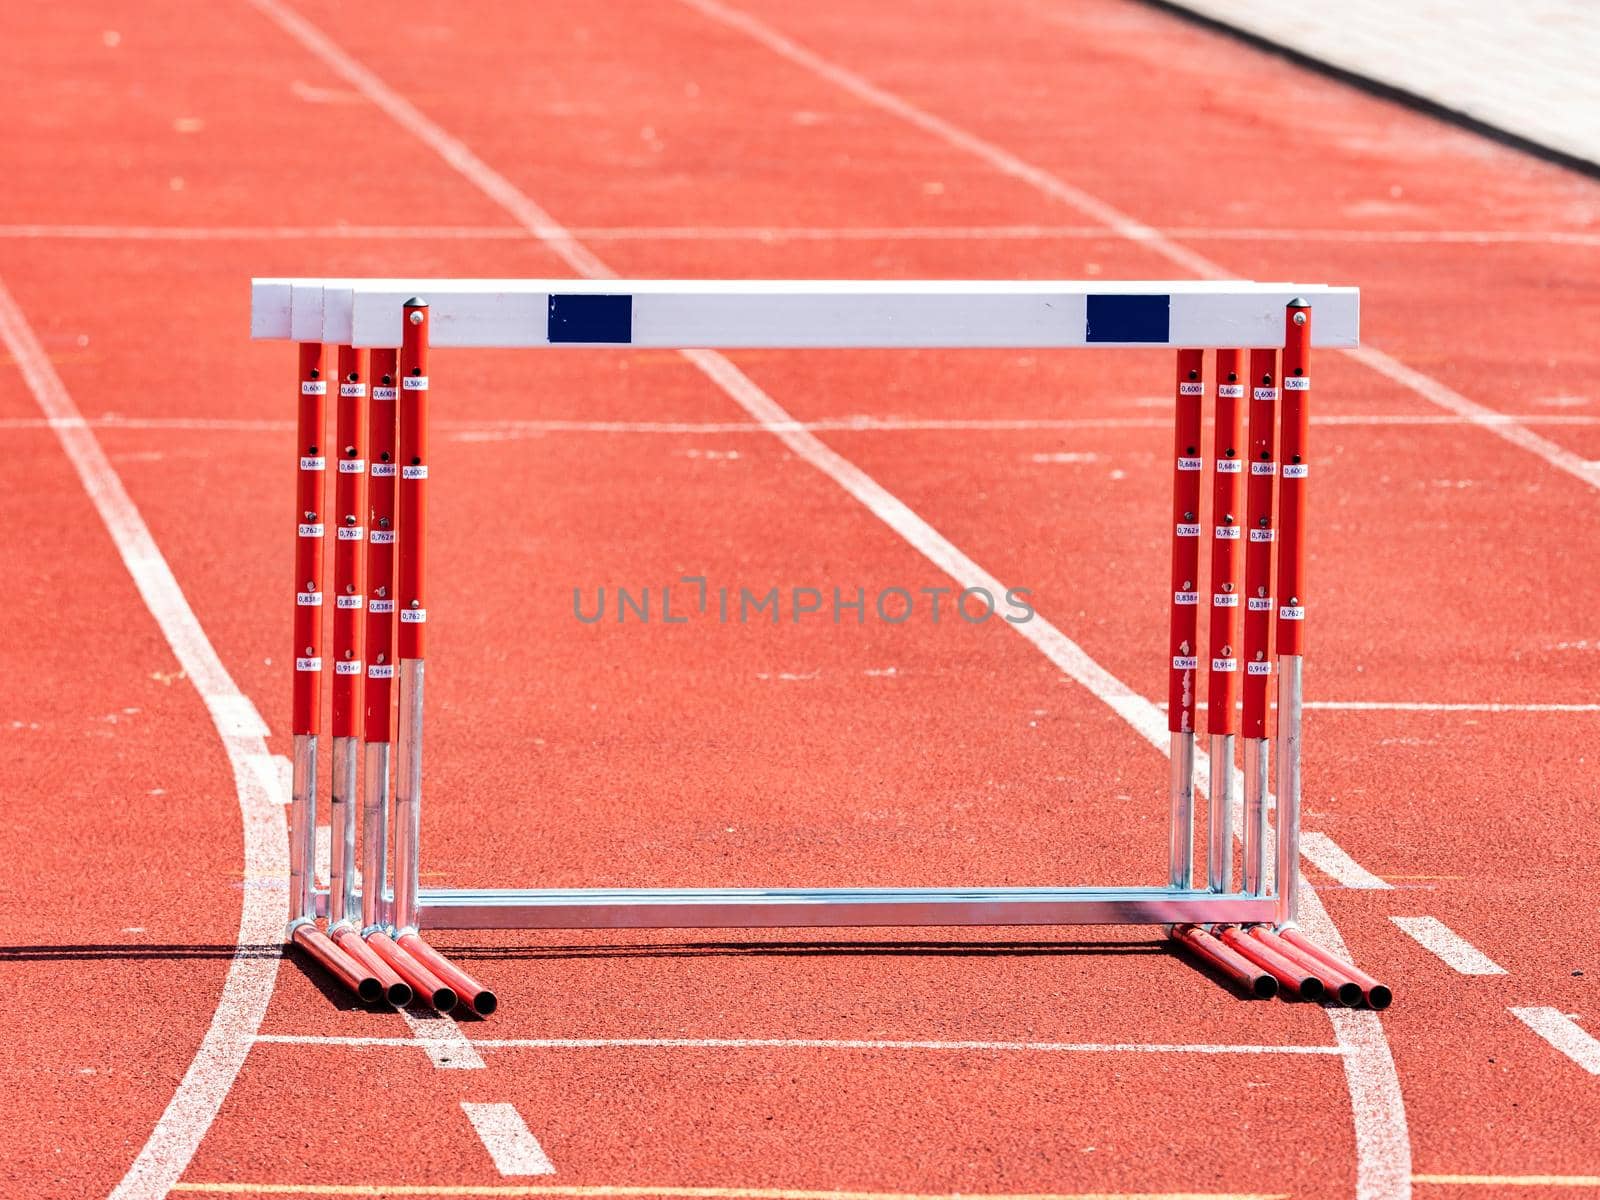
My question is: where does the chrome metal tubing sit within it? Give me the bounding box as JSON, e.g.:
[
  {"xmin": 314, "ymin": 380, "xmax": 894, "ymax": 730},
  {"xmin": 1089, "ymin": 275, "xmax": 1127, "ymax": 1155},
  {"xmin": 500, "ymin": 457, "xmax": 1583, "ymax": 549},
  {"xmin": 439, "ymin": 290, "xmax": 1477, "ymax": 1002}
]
[
  {"xmin": 1275, "ymin": 654, "xmax": 1304, "ymax": 926},
  {"xmin": 1242, "ymin": 736, "xmax": 1271, "ymax": 896},
  {"xmin": 392, "ymin": 659, "xmax": 425, "ymax": 933},
  {"xmin": 1206, "ymin": 732, "xmax": 1234, "ymax": 893},
  {"xmin": 415, "ymin": 885, "xmax": 1277, "ymax": 930},
  {"xmin": 289, "ymin": 733, "xmax": 318, "ymax": 924},
  {"xmin": 329, "ymin": 735, "xmax": 357, "ymax": 928},
  {"xmin": 1168, "ymin": 731, "xmax": 1195, "ymax": 890},
  {"xmin": 361, "ymin": 739, "xmax": 392, "ymax": 933}
]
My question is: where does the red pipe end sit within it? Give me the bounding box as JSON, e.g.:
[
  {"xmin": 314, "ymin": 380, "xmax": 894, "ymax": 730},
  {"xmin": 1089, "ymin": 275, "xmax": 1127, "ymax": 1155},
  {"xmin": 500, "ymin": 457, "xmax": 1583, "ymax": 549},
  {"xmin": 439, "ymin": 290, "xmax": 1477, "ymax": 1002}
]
[
  {"xmin": 397, "ymin": 932, "xmax": 496, "ymax": 1017},
  {"xmin": 1173, "ymin": 925, "xmax": 1278, "ymax": 1000}
]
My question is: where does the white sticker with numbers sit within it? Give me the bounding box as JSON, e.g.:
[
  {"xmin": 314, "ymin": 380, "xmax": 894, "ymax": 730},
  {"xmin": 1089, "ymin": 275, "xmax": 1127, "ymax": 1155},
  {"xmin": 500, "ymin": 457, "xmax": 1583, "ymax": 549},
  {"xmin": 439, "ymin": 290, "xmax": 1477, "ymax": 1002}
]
[
  {"xmin": 1282, "ymin": 463, "xmax": 1308, "ymax": 478},
  {"xmin": 1247, "ymin": 661, "xmax": 1272, "ymax": 675},
  {"xmin": 335, "ymin": 661, "xmax": 361, "ymax": 675},
  {"xmin": 1212, "ymin": 657, "xmax": 1237, "ymax": 672},
  {"xmin": 369, "ymin": 530, "xmax": 395, "ymax": 545},
  {"xmin": 295, "ymin": 656, "xmax": 321, "ymax": 672},
  {"xmin": 1177, "ymin": 456, "xmax": 1202, "ymax": 471},
  {"xmin": 400, "ymin": 608, "xmax": 427, "ymax": 623},
  {"xmin": 1216, "ymin": 459, "xmax": 1242, "ymax": 473},
  {"xmin": 1249, "ymin": 529, "xmax": 1274, "ymax": 542},
  {"xmin": 300, "ymin": 456, "xmax": 325, "ymax": 471},
  {"xmin": 340, "ymin": 382, "xmax": 366, "ymax": 398},
  {"xmin": 295, "ymin": 591, "xmax": 321, "ymax": 606},
  {"xmin": 371, "ymin": 463, "xmax": 396, "ymax": 478},
  {"xmin": 1213, "ymin": 593, "xmax": 1239, "ymax": 607},
  {"xmin": 402, "ymin": 376, "xmax": 428, "ymax": 390},
  {"xmin": 372, "ymin": 386, "xmax": 397, "ymax": 401},
  {"xmin": 1284, "ymin": 376, "xmax": 1310, "ymax": 390},
  {"xmin": 297, "ymin": 523, "xmax": 323, "ymax": 538},
  {"xmin": 1172, "ymin": 655, "xmax": 1198, "ymax": 670},
  {"xmin": 336, "ymin": 526, "xmax": 364, "ymax": 541},
  {"xmin": 367, "ymin": 663, "xmax": 394, "ymax": 679},
  {"xmin": 336, "ymin": 595, "xmax": 363, "ymax": 610},
  {"xmin": 1218, "ymin": 384, "xmax": 1245, "ymax": 399},
  {"xmin": 368, "ymin": 598, "xmax": 394, "ymax": 614},
  {"xmin": 1179, "ymin": 381, "xmax": 1203, "ymax": 396},
  {"xmin": 301, "ymin": 381, "xmax": 326, "ymax": 395},
  {"xmin": 1214, "ymin": 525, "xmax": 1240, "ymax": 539},
  {"xmin": 1279, "ymin": 605, "xmax": 1305, "ymax": 620},
  {"xmin": 402, "ymin": 465, "xmax": 428, "ymax": 479},
  {"xmin": 1176, "ymin": 522, "xmax": 1200, "ymax": 537},
  {"xmin": 1253, "ymin": 387, "xmax": 1277, "ymax": 401},
  {"xmin": 1248, "ymin": 597, "xmax": 1273, "ymax": 611},
  {"xmin": 338, "ymin": 459, "xmax": 365, "ymax": 474},
  {"xmin": 1251, "ymin": 462, "xmax": 1275, "ymax": 476},
  {"xmin": 1174, "ymin": 590, "xmax": 1198, "ymax": 605}
]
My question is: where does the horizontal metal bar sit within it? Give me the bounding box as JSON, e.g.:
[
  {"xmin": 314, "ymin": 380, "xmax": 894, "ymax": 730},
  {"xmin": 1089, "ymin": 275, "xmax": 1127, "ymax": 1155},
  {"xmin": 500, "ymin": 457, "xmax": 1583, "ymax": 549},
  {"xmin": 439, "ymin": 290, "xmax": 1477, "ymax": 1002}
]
[
  {"xmin": 251, "ymin": 278, "xmax": 1360, "ymax": 349},
  {"xmin": 413, "ymin": 886, "xmax": 1279, "ymax": 930}
]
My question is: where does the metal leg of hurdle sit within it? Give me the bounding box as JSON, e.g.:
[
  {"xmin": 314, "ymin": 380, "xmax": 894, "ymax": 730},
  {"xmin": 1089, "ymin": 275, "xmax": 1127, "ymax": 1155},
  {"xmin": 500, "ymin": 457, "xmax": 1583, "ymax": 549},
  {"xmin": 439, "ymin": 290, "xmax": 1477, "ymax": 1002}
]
[{"xmin": 273, "ymin": 285, "xmax": 1389, "ymax": 1012}]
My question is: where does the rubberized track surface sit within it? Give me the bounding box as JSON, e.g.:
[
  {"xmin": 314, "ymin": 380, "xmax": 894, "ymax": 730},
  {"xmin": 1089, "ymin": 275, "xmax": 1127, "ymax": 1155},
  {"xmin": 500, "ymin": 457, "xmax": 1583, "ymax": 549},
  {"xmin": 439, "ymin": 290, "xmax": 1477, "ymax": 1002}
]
[{"xmin": 2, "ymin": 2, "xmax": 1597, "ymax": 1198}]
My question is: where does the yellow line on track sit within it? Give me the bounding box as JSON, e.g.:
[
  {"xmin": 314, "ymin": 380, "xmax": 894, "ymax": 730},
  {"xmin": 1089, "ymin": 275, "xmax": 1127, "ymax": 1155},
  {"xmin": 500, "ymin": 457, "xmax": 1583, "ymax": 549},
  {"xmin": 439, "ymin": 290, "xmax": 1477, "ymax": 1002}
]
[
  {"xmin": 1414, "ymin": 1176, "xmax": 1600, "ymax": 1188},
  {"xmin": 172, "ymin": 1185, "xmax": 1287, "ymax": 1200}
]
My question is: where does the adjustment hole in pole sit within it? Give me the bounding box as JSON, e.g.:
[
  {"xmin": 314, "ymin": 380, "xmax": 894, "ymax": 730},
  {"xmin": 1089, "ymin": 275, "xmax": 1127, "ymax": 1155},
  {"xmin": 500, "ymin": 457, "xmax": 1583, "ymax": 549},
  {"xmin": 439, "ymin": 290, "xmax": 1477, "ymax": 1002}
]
[
  {"xmin": 411, "ymin": 456, "xmax": 422, "ymax": 466},
  {"xmin": 410, "ymin": 367, "xmax": 422, "ymax": 376},
  {"xmin": 347, "ymin": 372, "xmax": 359, "ymax": 383},
  {"xmin": 380, "ymin": 452, "xmax": 391, "ymax": 462},
  {"xmin": 308, "ymin": 445, "xmax": 319, "ymax": 455},
  {"xmin": 1226, "ymin": 448, "xmax": 1236, "ymax": 457},
  {"xmin": 1227, "ymin": 372, "xmax": 1238, "ymax": 382},
  {"xmin": 1259, "ymin": 451, "xmax": 1270, "ymax": 460},
  {"xmin": 1293, "ymin": 367, "xmax": 1304, "ymax": 376},
  {"xmin": 1261, "ymin": 374, "xmax": 1273, "ymax": 386},
  {"xmin": 1292, "ymin": 454, "xmax": 1302, "ymax": 463},
  {"xmin": 345, "ymin": 446, "xmax": 357, "ymax": 457},
  {"xmin": 309, "ymin": 368, "xmax": 320, "ymax": 380},
  {"xmin": 1187, "ymin": 369, "xmax": 1198, "ymax": 381},
  {"xmin": 382, "ymin": 375, "xmax": 392, "ymax": 385}
]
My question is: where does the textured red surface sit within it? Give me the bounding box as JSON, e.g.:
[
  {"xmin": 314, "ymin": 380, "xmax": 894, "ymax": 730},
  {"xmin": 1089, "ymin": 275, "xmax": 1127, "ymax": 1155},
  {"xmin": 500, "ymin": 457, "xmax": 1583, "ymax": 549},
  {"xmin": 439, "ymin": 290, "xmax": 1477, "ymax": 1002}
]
[{"xmin": 3, "ymin": 0, "xmax": 1599, "ymax": 1197}]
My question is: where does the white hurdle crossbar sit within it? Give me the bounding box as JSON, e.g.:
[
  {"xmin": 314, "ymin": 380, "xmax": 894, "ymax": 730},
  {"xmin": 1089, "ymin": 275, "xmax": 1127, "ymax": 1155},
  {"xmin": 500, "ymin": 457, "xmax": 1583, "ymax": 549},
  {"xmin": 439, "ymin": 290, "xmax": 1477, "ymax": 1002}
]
[{"xmin": 256, "ymin": 277, "xmax": 1383, "ymax": 1007}]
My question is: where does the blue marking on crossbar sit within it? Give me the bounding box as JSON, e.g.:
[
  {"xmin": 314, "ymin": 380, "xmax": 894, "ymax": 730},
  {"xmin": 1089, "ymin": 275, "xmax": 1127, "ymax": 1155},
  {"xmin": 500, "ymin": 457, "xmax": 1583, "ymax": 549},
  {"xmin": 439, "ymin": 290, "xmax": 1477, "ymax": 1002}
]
[
  {"xmin": 548, "ymin": 294, "xmax": 633, "ymax": 343},
  {"xmin": 1085, "ymin": 294, "xmax": 1170, "ymax": 343}
]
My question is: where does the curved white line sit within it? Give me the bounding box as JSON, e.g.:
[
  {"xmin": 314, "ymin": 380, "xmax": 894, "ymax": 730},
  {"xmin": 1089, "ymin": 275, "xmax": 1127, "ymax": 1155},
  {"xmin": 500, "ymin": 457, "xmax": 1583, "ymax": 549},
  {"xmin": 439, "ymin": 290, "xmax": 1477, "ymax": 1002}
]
[{"xmin": 0, "ymin": 276, "xmax": 288, "ymax": 1200}]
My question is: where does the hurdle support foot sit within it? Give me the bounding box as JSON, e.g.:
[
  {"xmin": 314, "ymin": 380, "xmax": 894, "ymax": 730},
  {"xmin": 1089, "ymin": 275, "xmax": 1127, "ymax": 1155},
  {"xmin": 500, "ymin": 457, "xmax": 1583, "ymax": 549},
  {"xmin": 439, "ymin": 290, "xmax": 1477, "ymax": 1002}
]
[
  {"xmin": 290, "ymin": 921, "xmax": 384, "ymax": 1005},
  {"xmin": 364, "ymin": 928, "xmax": 457, "ymax": 1012},
  {"xmin": 1274, "ymin": 927, "xmax": 1392, "ymax": 1009},
  {"xmin": 397, "ymin": 932, "xmax": 497, "ymax": 1017},
  {"xmin": 1171, "ymin": 924, "xmax": 1278, "ymax": 999}
]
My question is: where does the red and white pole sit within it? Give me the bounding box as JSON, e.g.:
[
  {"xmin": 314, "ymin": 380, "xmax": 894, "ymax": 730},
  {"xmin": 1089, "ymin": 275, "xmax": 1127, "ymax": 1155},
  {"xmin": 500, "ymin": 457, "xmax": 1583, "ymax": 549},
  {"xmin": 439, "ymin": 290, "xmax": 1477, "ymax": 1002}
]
[
  {"xmin": 1275, "ymin": 300, "xmax": 1311, "ymax": 927},
  {"xmin": 1205, "ymin": 350, "xmax": 1246, "ymax": 893},
  {"xmin": 290, "ymin": 342, "xmax": 328, "ymax": 926},
  {"xmin": 393, "ymin": 300, "xmax": 430, "ymax": 935},
  {"xmin": 361, "ymin": 349, "xmax": 399, "ymax": 935},
  {"xmin": 1167, "ymin": 349, "xmax": 1204, "ymax": 890},
  {"xmin": 1240, "ymin": 348, "xmax": 1278, "ymax": 896},
  {"xmin": 327, "ymin": 345, "xmax": 368, "ymax": 930}
]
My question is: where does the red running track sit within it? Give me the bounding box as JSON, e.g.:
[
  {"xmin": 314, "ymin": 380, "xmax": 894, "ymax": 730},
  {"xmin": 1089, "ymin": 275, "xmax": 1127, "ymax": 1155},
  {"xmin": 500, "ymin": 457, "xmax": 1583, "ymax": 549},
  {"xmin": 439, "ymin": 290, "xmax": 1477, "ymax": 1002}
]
[{"xmin": 2, "ymin": 1, "xmax": 1598, "ymax": 1198}]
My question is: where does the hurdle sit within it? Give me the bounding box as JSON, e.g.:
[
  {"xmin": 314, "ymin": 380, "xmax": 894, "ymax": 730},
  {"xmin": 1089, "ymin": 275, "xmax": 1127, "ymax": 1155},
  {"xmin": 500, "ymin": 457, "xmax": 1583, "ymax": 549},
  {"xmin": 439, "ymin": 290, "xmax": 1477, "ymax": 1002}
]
[{"xmin": 252, "ymin": 278, "xmax": 1391, "ymax": 1011}]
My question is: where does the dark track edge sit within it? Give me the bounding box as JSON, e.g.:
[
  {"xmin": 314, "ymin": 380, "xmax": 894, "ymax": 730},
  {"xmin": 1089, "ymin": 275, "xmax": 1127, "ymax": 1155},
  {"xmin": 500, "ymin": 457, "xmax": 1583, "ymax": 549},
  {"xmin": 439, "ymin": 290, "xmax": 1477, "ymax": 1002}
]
[{"xmin": 1138, "ymin": 0, "xmax": 1600, "ymax": 184}]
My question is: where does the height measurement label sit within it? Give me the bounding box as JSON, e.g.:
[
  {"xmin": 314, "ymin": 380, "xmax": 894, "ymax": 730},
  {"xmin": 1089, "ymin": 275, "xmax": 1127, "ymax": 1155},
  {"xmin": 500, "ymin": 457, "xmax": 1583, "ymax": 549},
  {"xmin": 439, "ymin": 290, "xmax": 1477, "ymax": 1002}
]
[
  {"xmin": 1216, "ymin": 458, "xmax": 1242, "ymax": 474},
  {"xmin": 368, "ymin": 598, "xmax": 395, "ymax": 614},
  {"xmin": 1253, "ymin": 387, "xmax": 1278, "ymax": 401},
  {"xmin": 1212, "ymin": 592, "xmax": 1239, "ymax": 607},
  {"xmin": 400, "ymin": 608, "xmax": 427, "ymax": 623},
  {"xmin": 1176, "ymin": 522, "xmax": 1200, "ymax": 537},
  {"xmin": 338, "ymin": 459, "xmax": 366, "ymax": 474},
  {"xmin": 1214, "ymin": 525, "xmax": 1240, "ymax": 539},
  {"xmin": 1247, "ymin": 597, "xmax": 1273, "ymax": 611},
  {"xmin": 367, "ymin": 663, "xmax": 394, "ymax": 680},
  {"xmin": 1250, "ymin": 461, "xmax": 1275, "ymax": 476},
  {"xmin": 1279, "ymin": 604, "xmax": 1306, "ymax": 620},
  {"xmin": 372, "ymin": 386, "xmax": 398, "ymax": 401},
  {"xmin": 1177, "ymin": 455, "xmax": 1202, "ymax": 471},
  {"xmin": 1217, "ymin": 384, "xmax": 1245, "ymax": 399},
  {"xmin": 335, "ymin": 661, "xmax": 362, "ymax": 676},
  {"xmin": 369, "ymin": 530, "xmax": 395, "ymax": 545},
  {"xmin": 1174, "ymin": 590, "xmax": 1198, "ymax": 606},
  {"xmin": 297, "ymin": 522, "xmax": 324, "ymax": 538},
  {"xmin": 1212, "ymin": 657, "xmax": 1237, "ymax": 671},
  {"xmin": 295, "ymin": 591, "xmax": 322, "ymax": 606},
  {"xmin": 370, "ymin": 462, "xmax": 396, "ymax": 478},
  {"xmin": 336, "ymin": 594, "xmax": 363, "ymax": 609},
  {"xmin": 299, "ymin": 456, "xmax": 326, "ymax": 471},
  {"xmin": 1282, "ymin": 463, "xmax": 1309, "ymax": 478},
  {"xmin": 402, "ymin": 376, "xmax": 429, "ymax": 390},
  {"xmin": 336, "ymin": 526, "xmax": 365, "ymax": 541},
  {"xmin": 1179, "ymin": 381, "xmax": 1204, "ymax": 396},
  {"xmin": 340, "ymin": 382, "xmax": 367, "ymax": 398},
  {"xmin": 295, "ymin": 656, "xmax": 321, "ymax": 672},
  {"xmin": 402, "ymin": 464, "xmax": 429, "ymax": 479},
  {"xmin": 300, "ymin": 381, "xmax": 326, "ymax": 395},
  {"xmin": 1249, "ymin": 528, "xmax": 1274, "ymax": 542},
  {"xmin": 1284, "ymin": 376, "xmax": 1310, "ymax": 390},
  {"xmin": 1172, "ymin": 655, "xmax": 1198, "ymax": 670},
  {"xmin": 1247, "ymin": 661, "xmax": 1272, "ymax": 676}
]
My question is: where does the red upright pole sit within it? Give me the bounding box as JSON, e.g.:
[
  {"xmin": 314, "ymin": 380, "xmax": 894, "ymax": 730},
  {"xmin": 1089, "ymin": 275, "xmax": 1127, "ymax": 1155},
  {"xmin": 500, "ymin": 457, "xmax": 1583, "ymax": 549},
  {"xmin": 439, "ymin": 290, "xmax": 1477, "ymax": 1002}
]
[
  {"xmin": 290, "ymin": 342, "xmax": 327, "ymax": 925},
  {"xmin": 1167, "ymin": 349, "xmax": 1204, "ymax": 890},
  {"xmin": 1275, "ymin": 301, "xmax": 1311, "ymax": 927},
  {"xmin": 328, "ymin": 345, "xmax": 368, "ymax": 931},
  {"xmin": 361, "ymin": 349, "xmax": 400, "ymax": 935},
  {"xmin": 1205, "ymin": 349, "xmax": 1246, "ymax": 892},
  {"xmin": 1240, "ymin": 348, "xmax": 1278, "ymax": 897},
  {"xmin": 393, "ymin": 301, "xmax": 430, "ymax": 934}
]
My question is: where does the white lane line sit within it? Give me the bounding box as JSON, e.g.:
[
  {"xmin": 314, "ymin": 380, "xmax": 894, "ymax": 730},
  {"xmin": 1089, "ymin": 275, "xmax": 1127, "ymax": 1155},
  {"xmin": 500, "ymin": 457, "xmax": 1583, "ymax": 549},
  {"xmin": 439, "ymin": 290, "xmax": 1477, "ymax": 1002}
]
[
  {"xmin": 679, "ymin": 0, "xmax": 1600, "ymax": 503},
  {"xmin": 461, "ymin": 1102, "xmax": 557, "ymax": 1176},
  {"xmin": 1298, "ymin": 833, "xmax": 1393, "ymax": 890},
  {"xmin": 4, "ymin": 221, "xmax": 1599, "ymax": 245},
  {"xmin": 256, "ymin": 1034, "xmax": 1345, "ymax": 1055},
  {"xmin": 0, "ymin": 274, "xmax": 287, "ymax": 1200},
  {"xmin": 1390, "ymin": 917, "xmax": 1507, "ymax": 975},
  {"xmin": 240, "ymin": 6, "xmax": 1410, "ymax": 1197},
  {"xmin": 6, "ymin": 413, "xmax": 1599, "ymax": 435},
  {"xmin": 398, "ymin": 1008, "xmax": 488, "ymax": 1069},
  {"xmin": 1509, "ymin": 1008, "xmax": 1600, "ymax": 1074}
]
